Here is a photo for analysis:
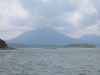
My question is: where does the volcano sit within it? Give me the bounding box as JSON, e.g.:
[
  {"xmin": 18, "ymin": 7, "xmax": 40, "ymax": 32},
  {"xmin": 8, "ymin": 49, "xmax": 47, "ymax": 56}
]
[{"xmin": 6, "ymin": 27, "xmax": 79, "ymax": 45}]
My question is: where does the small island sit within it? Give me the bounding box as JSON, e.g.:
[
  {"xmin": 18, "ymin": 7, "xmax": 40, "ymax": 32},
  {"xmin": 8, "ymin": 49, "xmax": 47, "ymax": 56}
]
[
  {"xmin": 0, "ymin": 39, "xmax": 16, "ymax": 50},
  {"xmin": 63, "ymin": 43, "xmax": 96, "ymax": 48}
]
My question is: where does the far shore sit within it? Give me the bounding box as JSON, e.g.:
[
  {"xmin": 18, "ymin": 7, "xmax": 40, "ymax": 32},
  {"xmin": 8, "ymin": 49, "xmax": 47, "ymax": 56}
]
[
  {"xmin": 0, "ymin": 47, "xmax": 16, "ymax": 50},
  {"xmin": 60, "ymin": 47, "xmax": 99, "ymax": 48},
  {"xmin": 0, "ymin": 47, "xmax": 99, "ymax": 50}
]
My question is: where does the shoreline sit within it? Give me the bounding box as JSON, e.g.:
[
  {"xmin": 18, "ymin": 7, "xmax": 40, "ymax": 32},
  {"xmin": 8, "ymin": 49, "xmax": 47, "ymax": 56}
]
[
  {"xmin": 0, "ymin": 47, "xmax": 16, "ymax": 50},
  {"xmin": 60, "ymin": 47, "xmax": 99, "ymax": 48}
]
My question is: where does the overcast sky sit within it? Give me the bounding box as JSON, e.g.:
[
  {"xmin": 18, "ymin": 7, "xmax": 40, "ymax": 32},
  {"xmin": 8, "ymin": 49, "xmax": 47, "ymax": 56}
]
[{"xmin": 0, "ymin": 0, "xmax": 100, "ymax": 40}]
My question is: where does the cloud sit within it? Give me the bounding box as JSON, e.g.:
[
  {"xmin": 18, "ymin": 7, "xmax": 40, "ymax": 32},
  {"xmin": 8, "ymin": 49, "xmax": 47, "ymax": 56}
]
[
  {"xmin": 0, "ymin": 0, "xmax": 28, "ymax": 19},
  {"xmin": 56, "ymin": 20, "xmax": 100, "ymax": 39},
  {"xmin": 59, "ymin": 12, "xmax": 82, "ymax": 26},
  {"xmin": 10, "ymin": 3, "xmax": 28, "ymax": 19},
  {"xmin": 0, "ymin": 0, "xmax": 31, "ymax": 40},
  {"xmin": 0, "ymin": 0, "xmax": 100, "ymax": 40},
  {"xmin": 41, "ymin": 0, "xmax": 49, "ymax": 2}
]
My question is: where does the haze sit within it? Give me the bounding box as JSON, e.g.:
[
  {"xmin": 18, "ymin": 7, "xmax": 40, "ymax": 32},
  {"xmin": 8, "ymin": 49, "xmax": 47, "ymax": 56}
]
[{"xmin": 0, "ymin": 0, "xmax": 100, "ymax": 40}]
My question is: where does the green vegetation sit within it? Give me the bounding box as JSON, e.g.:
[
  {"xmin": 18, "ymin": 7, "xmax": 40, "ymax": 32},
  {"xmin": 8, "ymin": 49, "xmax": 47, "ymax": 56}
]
[
  {"xmin": 0, "ymin": 39, "xmax": 16, "ymax": 50},
  {"xmin": 0, "ymin": 39, "xmax": 8, "ymax": 49},
  {"xmin": 7, "ymin": 43, "xmax": 96, "ymax": 48},
  {"xmin": 63, "ymin": 43, "xmax": 96, "ymax": 48},
  {"xmin": 79, "ymin": 44, "xmax": 95, "ymax": 48}
]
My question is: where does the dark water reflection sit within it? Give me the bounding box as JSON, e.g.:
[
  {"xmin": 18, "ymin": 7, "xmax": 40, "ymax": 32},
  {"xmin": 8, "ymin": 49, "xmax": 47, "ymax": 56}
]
[{"xmin": 0, "ymin": 48, "xmax": 100, "ymax": 75}]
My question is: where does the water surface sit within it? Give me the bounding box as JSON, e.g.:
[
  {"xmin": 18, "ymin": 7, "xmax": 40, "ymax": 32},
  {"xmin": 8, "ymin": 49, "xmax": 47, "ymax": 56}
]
[{"xmin": 0, "ymin": 48, "xmax": 100, "ymax": 75}]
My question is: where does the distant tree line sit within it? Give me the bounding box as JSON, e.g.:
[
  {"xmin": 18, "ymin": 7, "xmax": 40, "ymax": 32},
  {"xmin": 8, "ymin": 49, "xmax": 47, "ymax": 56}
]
[{"xmin": 63, "ymin": 43, "xmax": 96, "ymax": 48}]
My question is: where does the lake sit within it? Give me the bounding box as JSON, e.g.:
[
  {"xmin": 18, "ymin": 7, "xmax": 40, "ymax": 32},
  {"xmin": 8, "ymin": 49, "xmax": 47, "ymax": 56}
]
[{"xmin": 0, "ymin": 48, "xmax": 100, "ymax": 75}]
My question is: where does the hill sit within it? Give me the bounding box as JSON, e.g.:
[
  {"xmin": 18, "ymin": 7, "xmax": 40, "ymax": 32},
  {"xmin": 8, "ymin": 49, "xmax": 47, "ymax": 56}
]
[
  {"xmin": 6, "ymin": 27, "xmax": 79, "ymax": 45},
  {"xmin": 0, "ymin": 39, "xmax": 15, "ymax": 50},
  {"xmin": 0, "ymin": 39, "xmax": 8, "ymax": 49},
  {"xmin": 78, "ymin": 34, "xmax": 100, "ymax": 46}
]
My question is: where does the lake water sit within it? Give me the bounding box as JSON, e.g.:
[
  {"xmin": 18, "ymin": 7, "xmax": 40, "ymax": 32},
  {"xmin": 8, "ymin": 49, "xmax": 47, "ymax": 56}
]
[{"xmin": 0, "ymin": 48, "xmax": 100, "ymax": 75}]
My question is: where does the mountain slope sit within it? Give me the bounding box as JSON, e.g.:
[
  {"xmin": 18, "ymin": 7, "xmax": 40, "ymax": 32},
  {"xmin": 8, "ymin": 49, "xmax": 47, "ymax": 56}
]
[
  {"xmin": 6, "ymin": 27, "xmax": 79, "ymax": 45},
  {"xmin": 78, "ymin": 34, "xmax": 100, "ymax": 46}
]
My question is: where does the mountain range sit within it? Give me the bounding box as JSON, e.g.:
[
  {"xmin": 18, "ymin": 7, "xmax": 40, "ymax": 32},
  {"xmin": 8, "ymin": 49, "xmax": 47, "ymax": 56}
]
[{"xmin": 6, "ymin": 27, "xmax": 100, "ymax": 46}]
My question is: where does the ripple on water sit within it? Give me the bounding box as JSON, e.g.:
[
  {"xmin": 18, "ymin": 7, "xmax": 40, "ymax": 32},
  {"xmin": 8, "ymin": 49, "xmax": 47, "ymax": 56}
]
[{"xmin": 0, "ymin": 48, "xmax": 100, "ymax": 75}]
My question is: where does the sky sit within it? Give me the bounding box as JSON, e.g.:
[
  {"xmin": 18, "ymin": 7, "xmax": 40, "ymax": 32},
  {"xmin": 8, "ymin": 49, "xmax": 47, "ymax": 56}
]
[{"xmin": 0, "ymin": 0, "xmax": 100, "ymax": 40}]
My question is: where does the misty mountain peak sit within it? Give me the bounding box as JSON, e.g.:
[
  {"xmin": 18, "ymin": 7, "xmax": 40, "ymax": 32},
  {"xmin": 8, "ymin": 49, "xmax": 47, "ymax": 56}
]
[{"xmin": 6, "ymin": 27, "xmax": 79, "ymax": 45}]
